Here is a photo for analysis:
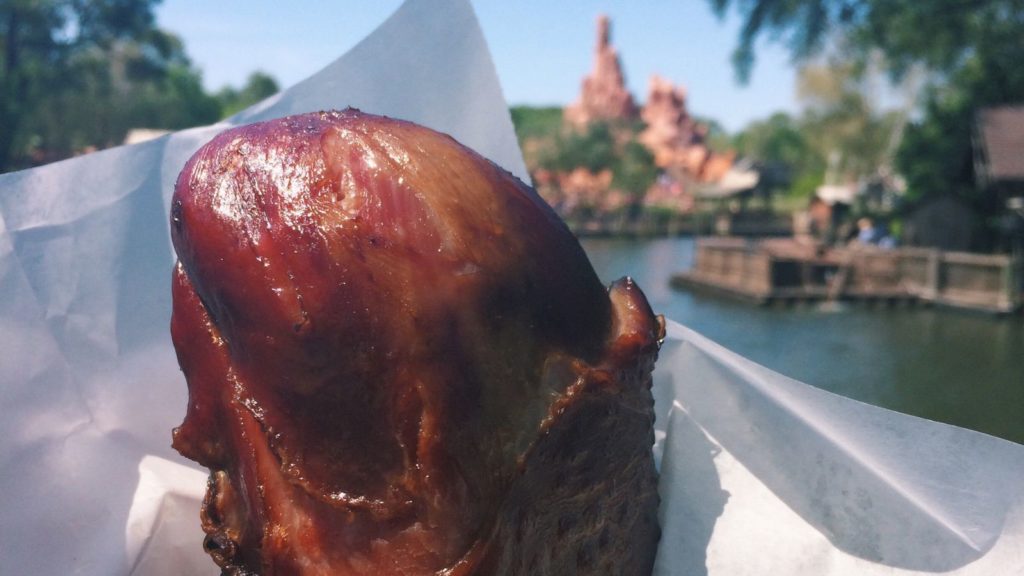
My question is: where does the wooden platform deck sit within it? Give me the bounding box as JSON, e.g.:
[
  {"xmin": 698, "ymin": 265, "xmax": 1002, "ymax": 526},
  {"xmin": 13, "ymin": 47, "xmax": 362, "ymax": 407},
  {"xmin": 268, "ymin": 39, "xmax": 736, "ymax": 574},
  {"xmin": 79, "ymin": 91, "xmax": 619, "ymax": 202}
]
[{"xmin": 671, "ymin": 238, "xmax": 1024, "ymax": 314}]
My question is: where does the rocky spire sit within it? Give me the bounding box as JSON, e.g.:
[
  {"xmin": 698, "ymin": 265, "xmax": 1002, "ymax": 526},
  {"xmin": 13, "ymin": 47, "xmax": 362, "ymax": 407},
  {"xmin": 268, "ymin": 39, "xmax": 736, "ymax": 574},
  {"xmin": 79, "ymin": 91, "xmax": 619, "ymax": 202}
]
[
  {"xmin": 564, "ymin": 15, "xmax": 638, "ymax": 128},
  {"xmin": 639, "ymin": 74, "xmax": 733, "ymax": 181}
]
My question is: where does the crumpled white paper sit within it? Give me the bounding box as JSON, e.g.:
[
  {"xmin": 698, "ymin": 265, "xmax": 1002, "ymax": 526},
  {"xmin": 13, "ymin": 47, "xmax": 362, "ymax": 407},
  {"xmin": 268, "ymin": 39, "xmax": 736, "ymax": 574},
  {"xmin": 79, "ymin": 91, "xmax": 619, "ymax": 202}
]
[
  {"xmin": 0, "ymin": 0, "xmax": 1021, "ymax": 574},
  {"xmin": 653, "ymin": 321, "xmax": 1024, "ymax": 575}
]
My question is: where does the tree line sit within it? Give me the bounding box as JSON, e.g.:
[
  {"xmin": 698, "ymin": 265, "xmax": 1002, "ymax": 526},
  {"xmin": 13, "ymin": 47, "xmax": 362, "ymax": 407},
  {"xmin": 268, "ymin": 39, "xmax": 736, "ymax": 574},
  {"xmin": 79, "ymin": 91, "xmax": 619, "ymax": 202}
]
[
  {"xmin": 8, "ymin": 0, "xmax": 1023, "ymax": 246},
  {"xmin": 713, "ymin": 0, "xmax": 1024, "ymax": 246},
  {"xmin": 1, "ymin": 1, "xmax": 278, "ymax": 174},
  {"xmin": 512, "ymin": 2, "xmax": 1024, "ymax": 249}
]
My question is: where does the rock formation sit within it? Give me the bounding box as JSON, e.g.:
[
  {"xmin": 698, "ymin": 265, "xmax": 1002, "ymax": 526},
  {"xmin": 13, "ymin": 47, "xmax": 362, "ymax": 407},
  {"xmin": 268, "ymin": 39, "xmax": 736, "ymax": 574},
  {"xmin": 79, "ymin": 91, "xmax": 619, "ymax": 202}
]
[
  {"xmin": 552, "ymin": 16, "xmax": 752, "ymax": 220},
  {"xmin": 639, "ymin": 74, "xmax": 731, "ymax": 181},
  {"xmin": 639, "ymin": 75, "xmax": 697, "ymax": 157},
  {"xmin": 564, "ymin": 15, "xmax": 638, "ymax": 128}
]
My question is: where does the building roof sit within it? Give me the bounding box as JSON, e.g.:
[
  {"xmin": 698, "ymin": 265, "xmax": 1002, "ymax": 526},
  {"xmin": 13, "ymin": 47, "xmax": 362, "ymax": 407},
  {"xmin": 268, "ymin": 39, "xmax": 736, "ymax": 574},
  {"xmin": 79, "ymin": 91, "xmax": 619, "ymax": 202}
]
[
  {"xmin": 815, "ymin": 183, "xmax": 857, "ymax": 205},
  {"xmin": 695, "ymin": 165, "xmax": 760, "ymax": 199},
  {"xmin": 976, "ymin": 106, "xmax": 1024, "ymax": 184}
]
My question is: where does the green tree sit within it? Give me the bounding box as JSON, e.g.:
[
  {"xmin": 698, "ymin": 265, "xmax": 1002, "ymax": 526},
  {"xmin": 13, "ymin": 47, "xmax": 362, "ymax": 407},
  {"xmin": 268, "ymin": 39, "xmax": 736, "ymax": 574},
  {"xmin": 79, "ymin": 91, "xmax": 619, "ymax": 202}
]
[
  {"xmin": 543, "ymin": 121, "xmax": 617, "ymax": 173},
  {"xmin": 530, "ymin": 119, "xmax": 659, "ymax": 216},
  {"xmin": 796, "ymin": 57, "xmax": 902, "ymax": 185},
  {"xmin": 509, "ymin": 106, "xmax": 565, "ymax": 173},
  {"xmin": 713, "ymin": 0, "xmax": 1024, "ymax": 244},
  {"xmin": 215, "ymin": 71, "xmax": 280, "ymax": 118},
  {"xmin": 694, "ymin": 116, "xmax": 732, "ymax": 152},
  {"xmin": 3, "ymin": 1, "xmax": 154, "ymax": 168},
  {"xmin": 612, "ymin": 140, "xmax": 658, "ymax": 203},
  {"xmin": 509, "ymin": 106, "xmax": 563, "ymax": 141},
  {"xmin": 707, "ymin": 0, "xmax": 1012, "ymax": 83},
  {"xmin": 0, "ymin": 0, "xmax": 226, "ymax": 172},
  {"xmin": 542, "ymin": 121, "xmax": 658, "ymax": 196},
  {"xmin": 733, "ymin": 111, "xmax": 822, "ymax": 197}
]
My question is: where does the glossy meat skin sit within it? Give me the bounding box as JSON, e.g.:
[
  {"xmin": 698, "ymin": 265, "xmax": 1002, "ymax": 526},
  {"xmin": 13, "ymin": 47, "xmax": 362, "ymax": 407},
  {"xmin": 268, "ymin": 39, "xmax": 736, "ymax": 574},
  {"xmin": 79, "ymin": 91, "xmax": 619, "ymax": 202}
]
[{"xmin": 170, "ymin": 110, "xmax": 663, "ymax": 575}]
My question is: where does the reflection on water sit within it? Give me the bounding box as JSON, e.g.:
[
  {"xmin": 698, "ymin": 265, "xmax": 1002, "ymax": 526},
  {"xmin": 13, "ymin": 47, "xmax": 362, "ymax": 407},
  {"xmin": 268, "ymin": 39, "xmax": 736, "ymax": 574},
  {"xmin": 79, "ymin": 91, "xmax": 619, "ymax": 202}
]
[{"xmin": 582, "ymin": 236, "xmax": 1024, "ymax": 445}]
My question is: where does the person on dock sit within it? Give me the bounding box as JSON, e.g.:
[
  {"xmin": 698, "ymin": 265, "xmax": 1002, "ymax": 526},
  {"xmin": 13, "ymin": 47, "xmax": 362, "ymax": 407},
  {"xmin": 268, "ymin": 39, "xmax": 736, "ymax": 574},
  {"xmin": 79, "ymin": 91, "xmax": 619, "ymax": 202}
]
[{"xmin": 853, "ymin": 217, "xmax": 897, "ymax": 248}]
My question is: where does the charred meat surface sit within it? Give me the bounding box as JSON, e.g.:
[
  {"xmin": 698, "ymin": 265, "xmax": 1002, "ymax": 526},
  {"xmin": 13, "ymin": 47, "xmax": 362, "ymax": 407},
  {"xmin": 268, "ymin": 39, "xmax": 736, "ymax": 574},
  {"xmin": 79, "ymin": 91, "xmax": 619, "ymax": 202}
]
[{"xmin": 170, "ymin": 109, "xmax": 663, "ymax": 575}]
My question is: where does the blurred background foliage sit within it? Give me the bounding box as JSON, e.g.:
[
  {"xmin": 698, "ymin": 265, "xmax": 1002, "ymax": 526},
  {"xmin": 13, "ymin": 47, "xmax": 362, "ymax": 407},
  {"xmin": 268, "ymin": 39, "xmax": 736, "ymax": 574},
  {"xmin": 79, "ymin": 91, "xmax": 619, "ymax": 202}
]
[
  {"xmin": 711, "ymin": 0, "xmax": 1024, "ymax": 229},
  {"xmin": 0, "ymin": 0, "xmax": 278, "ymax": 172},
  {"xmin": 507, "ymin": 0, "xmax": 1024, "ymax": 247},
  {"xmin": 5, "ymin": 0, "xmax": 1024, "ymax": 247}
]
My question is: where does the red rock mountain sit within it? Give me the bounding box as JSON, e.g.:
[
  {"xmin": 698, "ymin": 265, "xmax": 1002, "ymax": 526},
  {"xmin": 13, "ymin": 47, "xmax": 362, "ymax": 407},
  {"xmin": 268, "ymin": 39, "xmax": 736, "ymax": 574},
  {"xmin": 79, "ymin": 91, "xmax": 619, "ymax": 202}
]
[{"xmin": 564, "ymin": 15, "xmax": 638, "ymax": 128}]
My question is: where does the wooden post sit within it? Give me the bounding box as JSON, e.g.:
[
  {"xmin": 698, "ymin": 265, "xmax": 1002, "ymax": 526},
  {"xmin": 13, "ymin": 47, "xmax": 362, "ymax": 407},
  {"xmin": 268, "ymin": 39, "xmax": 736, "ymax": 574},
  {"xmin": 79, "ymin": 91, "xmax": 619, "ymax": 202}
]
[
  {"xmin": 801, "ymin": 258, "xmax": 814, "ymax": 293},
  {"xmin": 1002, "ymin": 254, "xmax": 1023, "ymax": 311},
  {"xmin": 926, "ymin": 249, "xmax": 942, "ymax": 301},
  {"xmin": 739, "ymin": 247, "xmax": 747, "ymax": 290}
]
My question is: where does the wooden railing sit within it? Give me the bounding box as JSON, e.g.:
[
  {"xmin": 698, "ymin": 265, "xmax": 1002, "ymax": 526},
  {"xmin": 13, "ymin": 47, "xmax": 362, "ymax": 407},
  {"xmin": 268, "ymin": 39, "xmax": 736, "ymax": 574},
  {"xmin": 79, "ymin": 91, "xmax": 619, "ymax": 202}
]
[
  {"xmin": 691, "ymin": 238, "xmax": 772, "ymax": 300},
  {"xmin": 899, "ymin": 248, "xmax": 1022, "ymax": 312},
  {"xmin": 680, "ymin": 238, "xmax": 1023, "ymax": 313}
]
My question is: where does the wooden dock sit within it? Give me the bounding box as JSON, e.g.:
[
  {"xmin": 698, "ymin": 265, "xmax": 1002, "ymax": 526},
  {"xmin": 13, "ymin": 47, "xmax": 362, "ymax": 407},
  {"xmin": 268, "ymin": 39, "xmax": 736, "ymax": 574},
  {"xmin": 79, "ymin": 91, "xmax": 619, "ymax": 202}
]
[
  {"xmin": 566, "ymin": 211, "xmax": 793, "ymax": 238},
  {"xmin": 671, "ymin": 237, "xmax": 1024, "ymax": 314}
]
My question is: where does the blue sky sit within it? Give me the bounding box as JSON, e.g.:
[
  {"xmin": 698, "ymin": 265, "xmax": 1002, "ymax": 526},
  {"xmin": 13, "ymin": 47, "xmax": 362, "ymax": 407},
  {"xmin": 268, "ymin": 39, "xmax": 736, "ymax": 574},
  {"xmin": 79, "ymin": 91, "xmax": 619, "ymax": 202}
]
[{"xmin": 155, "ymin": 0, "xmax": 801, "ymax": 133}]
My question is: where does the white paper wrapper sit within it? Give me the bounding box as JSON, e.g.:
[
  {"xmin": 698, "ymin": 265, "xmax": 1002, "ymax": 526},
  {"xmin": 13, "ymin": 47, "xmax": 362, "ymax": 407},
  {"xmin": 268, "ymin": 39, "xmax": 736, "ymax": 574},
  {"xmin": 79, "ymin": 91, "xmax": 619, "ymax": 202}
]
[
  {"xmin": 0, "ymin": 0, "xmax": 1021, "ymax": 574},
  {"xmin": 653, "ymin": 321, "xmax": 1024, "ymax": 575}
]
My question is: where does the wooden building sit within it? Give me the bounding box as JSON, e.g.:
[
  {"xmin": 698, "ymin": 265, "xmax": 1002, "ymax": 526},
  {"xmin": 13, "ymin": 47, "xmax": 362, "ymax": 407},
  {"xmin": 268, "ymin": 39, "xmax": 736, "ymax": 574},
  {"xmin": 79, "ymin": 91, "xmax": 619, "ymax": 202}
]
[{"xmin": 974, "ymin": 106, "xmax": 1024, "ymax": 254}]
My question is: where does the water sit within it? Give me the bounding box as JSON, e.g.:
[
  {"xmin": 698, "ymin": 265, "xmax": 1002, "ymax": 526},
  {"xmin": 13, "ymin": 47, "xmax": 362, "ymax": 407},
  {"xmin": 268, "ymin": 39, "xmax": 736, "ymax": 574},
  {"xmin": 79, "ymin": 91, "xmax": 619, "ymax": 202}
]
[{"xmin": 581, "ymin": 236, "xmax": 1024, "ymax": 446}]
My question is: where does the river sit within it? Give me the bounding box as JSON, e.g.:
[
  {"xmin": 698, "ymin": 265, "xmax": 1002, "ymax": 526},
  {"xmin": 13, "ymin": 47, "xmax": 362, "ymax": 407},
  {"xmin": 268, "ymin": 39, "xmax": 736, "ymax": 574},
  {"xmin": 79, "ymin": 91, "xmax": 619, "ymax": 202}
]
[{"xmin": 581, "ymin": 236, "xmax": 1024, "ymax": 446}]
